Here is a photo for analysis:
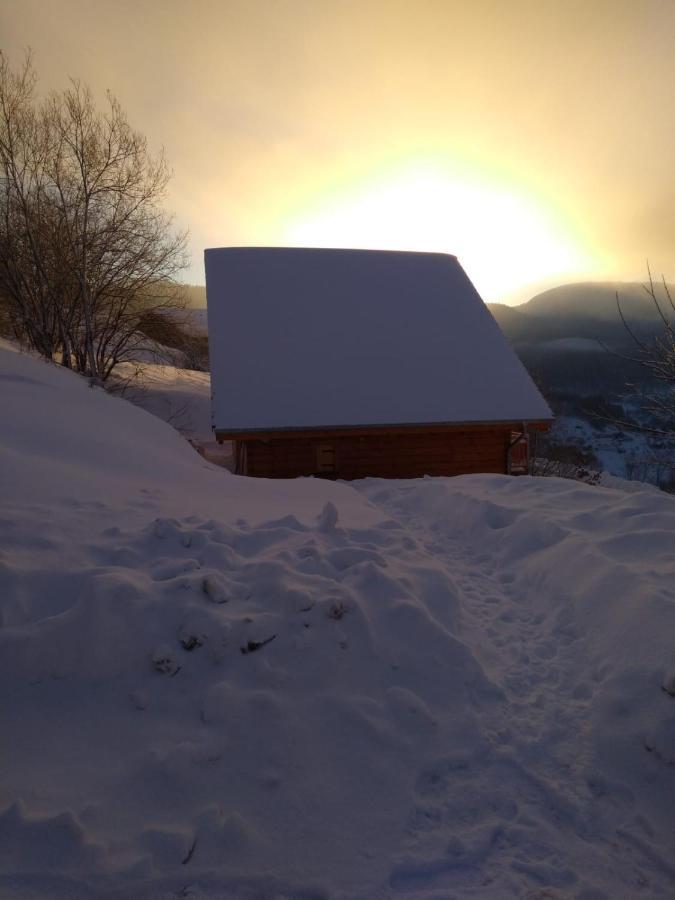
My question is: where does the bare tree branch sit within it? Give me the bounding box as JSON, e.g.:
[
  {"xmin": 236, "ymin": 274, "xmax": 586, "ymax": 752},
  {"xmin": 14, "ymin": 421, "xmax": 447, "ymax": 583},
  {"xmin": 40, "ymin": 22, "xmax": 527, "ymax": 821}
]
[{"xmin": 0, "ymin": 50, "xmax": 188, "ymax": 381}]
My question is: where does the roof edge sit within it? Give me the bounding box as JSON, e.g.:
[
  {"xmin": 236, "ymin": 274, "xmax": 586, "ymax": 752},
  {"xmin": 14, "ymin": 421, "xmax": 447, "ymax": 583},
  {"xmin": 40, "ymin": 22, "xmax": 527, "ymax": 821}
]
[
  {"xmin": 215, "ymin": 418, "xmax": 553, "ymax": 441},
  {"xmin": 204, "ymin": 246, "xmax": 459, "ymax": 261}
]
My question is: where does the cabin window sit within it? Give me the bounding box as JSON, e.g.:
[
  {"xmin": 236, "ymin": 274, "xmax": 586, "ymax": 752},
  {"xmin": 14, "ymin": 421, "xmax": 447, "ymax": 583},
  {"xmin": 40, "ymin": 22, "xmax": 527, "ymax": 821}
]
[{"xmin": 316, "ymin": 443, "xmax": 337, "ymax": 474}]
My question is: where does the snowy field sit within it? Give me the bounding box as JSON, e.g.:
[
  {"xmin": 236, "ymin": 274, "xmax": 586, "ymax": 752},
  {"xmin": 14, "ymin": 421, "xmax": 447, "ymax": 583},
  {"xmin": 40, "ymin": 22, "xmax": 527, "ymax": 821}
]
[
  {"xmin": 2, "ymin": 339, "xmax": 675, "ymax": 899},
  {"xmin": 551, "ymin": 415, "xmax": 675, "ymax": 487},
  {"xmin": 112, "ymin": 361, "xmax": 233, "ymax": 468}
]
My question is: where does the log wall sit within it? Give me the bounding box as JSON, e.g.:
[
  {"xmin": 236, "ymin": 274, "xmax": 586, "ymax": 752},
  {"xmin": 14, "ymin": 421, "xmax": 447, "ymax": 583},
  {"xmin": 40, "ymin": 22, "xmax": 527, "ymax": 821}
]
[{"xmin": 238, "ymin": 427, "xmax": 517, "ymax": 479}]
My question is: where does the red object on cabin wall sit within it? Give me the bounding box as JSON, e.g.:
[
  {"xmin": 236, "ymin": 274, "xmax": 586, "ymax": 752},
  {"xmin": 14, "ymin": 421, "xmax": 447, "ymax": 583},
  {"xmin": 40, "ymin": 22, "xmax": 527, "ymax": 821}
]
[{"xmin": 508, "ymin": 431, "xmax": 530, "ymax": 475}]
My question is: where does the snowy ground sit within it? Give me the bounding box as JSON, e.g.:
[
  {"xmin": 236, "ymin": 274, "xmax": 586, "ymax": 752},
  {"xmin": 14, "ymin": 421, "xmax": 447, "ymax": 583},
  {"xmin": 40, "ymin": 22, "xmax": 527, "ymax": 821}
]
[
  {"xmin": 552, "ymin": 414, "xmax": 675, "ymax": 487},
  {"xmin": 2, "ymin": 340, "xmax": 675, "ymax": 899},
  {"xmin": 113, "ymin": 361, "xmax": 233, "ymax": 468}
]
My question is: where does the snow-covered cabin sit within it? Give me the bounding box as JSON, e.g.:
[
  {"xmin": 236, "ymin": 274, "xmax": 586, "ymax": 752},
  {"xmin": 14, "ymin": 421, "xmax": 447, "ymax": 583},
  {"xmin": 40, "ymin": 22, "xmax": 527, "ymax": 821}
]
[{"xmin": 204, "ymin": 247, "xmax": 552, "ymax": 478}]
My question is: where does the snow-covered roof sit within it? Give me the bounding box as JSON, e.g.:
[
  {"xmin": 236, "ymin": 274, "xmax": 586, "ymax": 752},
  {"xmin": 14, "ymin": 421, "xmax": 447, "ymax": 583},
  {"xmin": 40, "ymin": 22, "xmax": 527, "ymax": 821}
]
[{"xmin": 204, "ymin": 247, "xmax": 552, "ymax": 432}]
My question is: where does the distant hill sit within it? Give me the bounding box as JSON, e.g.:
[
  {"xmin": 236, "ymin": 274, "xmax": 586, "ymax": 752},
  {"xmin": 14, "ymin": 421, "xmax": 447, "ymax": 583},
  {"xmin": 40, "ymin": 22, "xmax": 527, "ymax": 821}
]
[
  {"xmin": 520, "ymin": 282, "xmax": 671, "ymax": 322},
  {"xmin": 485, "ymin": 280, "xmax": 675, "ymax": 404},
  {"xmin": 488, "ymin": 281, "xmax": 674, "ymax": 347},
  {"xmin": 183, "ymin": 284, "xmax": 207, "ymax": 308}
]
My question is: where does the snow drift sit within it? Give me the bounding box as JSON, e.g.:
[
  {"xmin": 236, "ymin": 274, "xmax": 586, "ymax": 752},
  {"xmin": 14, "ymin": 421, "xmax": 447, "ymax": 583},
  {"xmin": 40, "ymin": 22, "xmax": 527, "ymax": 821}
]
[{"xmin": 1, "ymin": 340, "xmax": 675, "ymax": 899}]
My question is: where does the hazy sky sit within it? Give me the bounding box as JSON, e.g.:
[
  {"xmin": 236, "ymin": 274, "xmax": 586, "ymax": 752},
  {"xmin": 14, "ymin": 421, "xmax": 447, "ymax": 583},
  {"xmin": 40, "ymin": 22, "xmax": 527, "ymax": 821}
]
[{"xmin": 2, "ymin": 0, "xmax": 675, "ymax": 302}]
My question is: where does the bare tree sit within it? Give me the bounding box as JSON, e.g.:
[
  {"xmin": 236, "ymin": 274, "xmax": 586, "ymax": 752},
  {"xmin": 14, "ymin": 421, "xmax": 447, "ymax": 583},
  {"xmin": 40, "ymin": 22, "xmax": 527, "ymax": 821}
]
[
  {"xmin": 0, "ymin": 51, "xmax": 75, "ymax": 361},
  {"xmin": 612, "ymin": 267, "xmax": 675, "ymax": 436},
  {"xmin": 0, "ymin": 51, "xmax": 188, "ymax": 381}
]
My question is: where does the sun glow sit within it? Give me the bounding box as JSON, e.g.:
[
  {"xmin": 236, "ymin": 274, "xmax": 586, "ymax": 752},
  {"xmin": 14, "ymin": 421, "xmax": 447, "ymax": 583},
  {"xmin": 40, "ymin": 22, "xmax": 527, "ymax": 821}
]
[{"xmin": 282, "ymin": 163, "xmax": 591, "ymax": 302}]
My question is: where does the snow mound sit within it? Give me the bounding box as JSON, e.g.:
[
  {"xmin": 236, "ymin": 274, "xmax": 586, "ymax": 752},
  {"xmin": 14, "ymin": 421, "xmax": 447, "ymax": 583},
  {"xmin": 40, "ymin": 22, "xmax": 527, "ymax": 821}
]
[
  {"xmin": 599, "ymin": 471, "xmax": 662, "ymax": 494},
  {"xmin": 1, "ymin": 341, "xmax": 675, "ymax": 898},
  {"xmin": 113, "ymin": 361, "xmax": 216, "ymax": 445}
]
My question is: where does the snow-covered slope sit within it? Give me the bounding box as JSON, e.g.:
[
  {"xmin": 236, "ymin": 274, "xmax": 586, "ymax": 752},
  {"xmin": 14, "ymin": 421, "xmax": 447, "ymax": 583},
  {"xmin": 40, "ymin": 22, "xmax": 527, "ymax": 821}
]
[
  {"xmin": 112, "ymin": 361, "xmax": 233, "ymax": 467},
  {"xmin": 2, "ymin": 341, "xmax": 675, "ymax": 899},
  {"xmin": 118, "ymin": 362, "xmax": 214, "ymax": 444}
]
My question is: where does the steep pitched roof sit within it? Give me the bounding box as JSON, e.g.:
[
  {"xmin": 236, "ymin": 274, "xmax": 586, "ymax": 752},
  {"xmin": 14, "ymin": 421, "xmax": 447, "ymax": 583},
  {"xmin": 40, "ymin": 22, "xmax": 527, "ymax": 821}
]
[{"xmin": 204, "ymin": 247, "xmax": 552, "ymax": 432}]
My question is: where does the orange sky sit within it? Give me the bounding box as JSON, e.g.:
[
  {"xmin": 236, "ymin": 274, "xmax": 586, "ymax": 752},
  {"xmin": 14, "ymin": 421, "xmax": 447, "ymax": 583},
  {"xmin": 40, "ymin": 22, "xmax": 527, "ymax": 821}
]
[{"xmin": 2, "ymin": 0, "xmax": 675, "ymax": 302}]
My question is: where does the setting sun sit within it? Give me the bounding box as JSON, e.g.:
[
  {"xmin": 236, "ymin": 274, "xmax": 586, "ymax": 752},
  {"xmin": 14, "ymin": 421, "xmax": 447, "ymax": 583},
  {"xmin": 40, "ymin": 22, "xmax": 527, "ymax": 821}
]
[{"xmin": 283, "ymin": 162, "xmax": 592, "ymax": 301}]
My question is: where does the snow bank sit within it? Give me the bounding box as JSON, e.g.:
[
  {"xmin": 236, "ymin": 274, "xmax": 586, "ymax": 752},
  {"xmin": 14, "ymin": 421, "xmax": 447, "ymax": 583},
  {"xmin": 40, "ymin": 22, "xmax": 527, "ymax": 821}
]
[
  {"xmin": 107, "ymin": 359, "xmax": 234, "ymax": 469},
  {"xmin": 113, "ymin": 361, "xmax": 215, "ymax": 444},
  {"xmin": 2, "ymin": 341, "xmax": 675, "ymax": 899},
  {"xmin": 599, "ymin": 471, "xmax": 662, "ymax": 494},
  {"xmin": 0, "ymin": 343, "xmax": 374, "ymax": 527}
]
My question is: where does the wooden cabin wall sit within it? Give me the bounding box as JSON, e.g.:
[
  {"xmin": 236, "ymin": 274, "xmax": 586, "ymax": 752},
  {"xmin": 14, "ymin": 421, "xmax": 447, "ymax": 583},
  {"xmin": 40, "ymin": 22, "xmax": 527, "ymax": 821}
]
[{"xmin": 242, "ymin": 428, "xmax": 515, "ymax": 479}]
